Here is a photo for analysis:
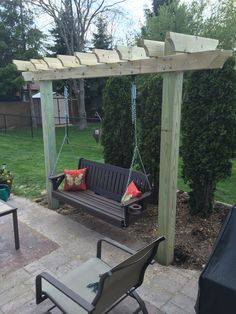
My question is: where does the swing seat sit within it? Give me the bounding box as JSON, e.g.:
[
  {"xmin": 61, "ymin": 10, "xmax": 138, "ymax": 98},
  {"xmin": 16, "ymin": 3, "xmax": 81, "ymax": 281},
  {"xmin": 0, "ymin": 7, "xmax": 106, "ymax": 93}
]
[{"xmin": 49, "ymin": 158, "xmax": 152, "ymax": 228}]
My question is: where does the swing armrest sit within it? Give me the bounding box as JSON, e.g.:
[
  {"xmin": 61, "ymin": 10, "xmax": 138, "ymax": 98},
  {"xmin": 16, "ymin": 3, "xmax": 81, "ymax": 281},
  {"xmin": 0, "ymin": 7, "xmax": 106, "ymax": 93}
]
[
  {"xmin": 49, "ymin": 173, "xmax": 65, "ymax": 190},
  {"xmin": 122, "ymin": 191, "xmax": 152, "ymax": 207}
]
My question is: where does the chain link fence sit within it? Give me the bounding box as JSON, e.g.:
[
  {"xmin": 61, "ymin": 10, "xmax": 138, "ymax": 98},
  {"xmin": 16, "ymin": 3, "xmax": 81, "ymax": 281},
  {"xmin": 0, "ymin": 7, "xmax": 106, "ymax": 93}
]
[{"xmin": 0, "ymin": 113, "xmax": 101, "ymax": 138}]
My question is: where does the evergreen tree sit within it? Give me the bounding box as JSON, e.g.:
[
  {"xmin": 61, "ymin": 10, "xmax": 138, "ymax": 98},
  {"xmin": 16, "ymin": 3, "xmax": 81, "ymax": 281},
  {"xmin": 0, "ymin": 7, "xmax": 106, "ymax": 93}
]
[
  {"xmin": 181, "ymin": 58, "xmax": 236, "ymax": 216},
  {"xmin": 153, "ymin": 0, "xmax": 172, "ymax": 16},
  {"xmin": 86, "ymin": 16, "xmax": 112, "ymax": 116},
  {"xmin": 139, "ymin": 75, "xmax": 162, "ymax": 202},
  {"xmin": 142, "ymin": 0, "xmax": 206, "ymax": 41},
  {"xmin": 50, "ymin": 27, "xmax": 67, "ymax": 56},
  {"xmin": 92, "ymin": 17, "xmax": 112, "ymax": 49},
  {"xmin": 49, "ymin": 0, "xmax": 75, "ymax": 56},
  {"xmin": 0, "ymin": 0, "xmax": 43, "ymax": 65},
  {"xmin": 102, "ymin": 77, "xmax": 133, "ymax": 168},
  {"xmin": 0, "ymin": 64, "xmax": 24, "ymax": 98},
  {"xmin": 0, "ymin": 0, "xmax": 44, "ymax": 98}
]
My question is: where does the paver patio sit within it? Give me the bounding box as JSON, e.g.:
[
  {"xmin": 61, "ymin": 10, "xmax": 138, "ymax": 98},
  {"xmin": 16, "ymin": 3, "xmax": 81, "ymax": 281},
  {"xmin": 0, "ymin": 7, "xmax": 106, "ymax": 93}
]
[{"xmin": 0, "ymin": 195, "xmax": 200, "ymax": 313}]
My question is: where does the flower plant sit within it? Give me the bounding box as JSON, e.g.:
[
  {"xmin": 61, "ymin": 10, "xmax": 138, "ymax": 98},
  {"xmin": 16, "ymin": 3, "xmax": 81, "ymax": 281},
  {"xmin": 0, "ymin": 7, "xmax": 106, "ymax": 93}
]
[{"xmin": 0, "ymin": 164, "xmax": 14, "ymax": 185}]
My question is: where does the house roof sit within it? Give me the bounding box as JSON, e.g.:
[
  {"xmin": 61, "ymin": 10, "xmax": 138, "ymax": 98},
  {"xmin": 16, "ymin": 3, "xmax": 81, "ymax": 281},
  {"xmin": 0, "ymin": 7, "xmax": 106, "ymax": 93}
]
[{"xmin": 32, "ymin": 92, "xmax": 63, "ymax": 99}]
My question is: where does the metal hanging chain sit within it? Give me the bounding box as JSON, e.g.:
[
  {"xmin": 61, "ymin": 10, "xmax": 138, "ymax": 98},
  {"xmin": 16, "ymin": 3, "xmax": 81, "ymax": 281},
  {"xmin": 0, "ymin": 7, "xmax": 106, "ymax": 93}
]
[
  {"xmin": 64, "ymin": 81, "xmax": 69, "ymax": 143},
  {"xmin": 125, "ymin": 77, "xmax": 152, "ymax": 192},
  {"xmin": 50, "ymin": 81, "xmax": 78, "ymax": 176},
  {"xmin": 50, "ymin": 134, "xmax": 68, "ymax": 176}
]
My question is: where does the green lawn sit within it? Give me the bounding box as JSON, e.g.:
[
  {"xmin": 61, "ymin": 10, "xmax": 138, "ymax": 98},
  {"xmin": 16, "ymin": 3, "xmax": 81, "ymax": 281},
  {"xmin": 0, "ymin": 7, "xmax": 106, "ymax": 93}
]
[
  {"xmin": 0, "ymin": 125, "xmax": 235, "ymax": 204},
  {"xmin": 0, "ymin": 125, "xmax": 103, "ymax": 198}
]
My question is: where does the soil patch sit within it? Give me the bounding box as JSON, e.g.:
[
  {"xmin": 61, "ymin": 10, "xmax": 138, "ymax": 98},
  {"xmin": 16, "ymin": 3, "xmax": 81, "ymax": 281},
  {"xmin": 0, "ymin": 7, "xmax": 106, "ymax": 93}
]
[{"xmin": 37, "ymin": 191, "xmax": 231, "ymax": 270}]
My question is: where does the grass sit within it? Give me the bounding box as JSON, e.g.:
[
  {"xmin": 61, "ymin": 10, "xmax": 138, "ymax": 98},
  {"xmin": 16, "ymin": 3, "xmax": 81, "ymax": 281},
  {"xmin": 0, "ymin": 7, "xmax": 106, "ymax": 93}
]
[
  {"xmin": 0, "ymin": 124, "xmax": 103, "ymax": 198},
  {"xmin": 0, "ymin": 124, "xmax": 235, "ymax": 204}
]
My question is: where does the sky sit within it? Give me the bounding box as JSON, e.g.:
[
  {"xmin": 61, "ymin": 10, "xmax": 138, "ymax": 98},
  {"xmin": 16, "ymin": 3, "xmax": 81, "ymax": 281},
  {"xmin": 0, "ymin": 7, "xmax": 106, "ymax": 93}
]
[
  {"xmin": 36, "ymin": 0, "xmax": 218, "ymax": 50},
  {"xmin": 36, "ymin": 0, "xmax": 152, "ymax": 48},
  {"xmin": 120, "ymin": 0, "xmax": 151, "ymax": 23},
  {"xmin": 117, "ymin": 0, "xmax": 151, "ymax": 43}
]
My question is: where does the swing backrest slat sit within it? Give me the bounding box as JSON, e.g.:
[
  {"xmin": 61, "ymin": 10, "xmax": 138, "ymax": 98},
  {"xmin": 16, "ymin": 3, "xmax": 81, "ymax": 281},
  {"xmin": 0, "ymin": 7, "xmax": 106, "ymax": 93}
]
[{"xmin": 79, "ymin": 158, "xmax": 151, "ymax": 202}]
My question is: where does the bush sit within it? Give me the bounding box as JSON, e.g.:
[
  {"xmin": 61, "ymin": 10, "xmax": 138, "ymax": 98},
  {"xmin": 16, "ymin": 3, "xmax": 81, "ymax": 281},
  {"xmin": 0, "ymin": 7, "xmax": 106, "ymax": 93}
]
[
  {"xmin": 181, "ymin": 57, "xmax": 236, "ymax": 216},
  {"xmin": 139, "ymin": 75, "xmax": 163, "ymax": 202},
  {"xmin": 101, "ymin": 77, "xmax": 133, "ymax": 168}
]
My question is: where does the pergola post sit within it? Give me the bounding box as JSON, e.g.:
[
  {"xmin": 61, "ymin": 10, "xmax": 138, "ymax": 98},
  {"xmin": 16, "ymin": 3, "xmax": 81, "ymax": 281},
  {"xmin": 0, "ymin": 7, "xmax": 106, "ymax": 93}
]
[
  {"xmin": 157, "ymin": 70, "xmax": 183, "ymax": 265},
  {"xmin": 39, "ymin": 80, "xmax": 59, "ymax": 209}
]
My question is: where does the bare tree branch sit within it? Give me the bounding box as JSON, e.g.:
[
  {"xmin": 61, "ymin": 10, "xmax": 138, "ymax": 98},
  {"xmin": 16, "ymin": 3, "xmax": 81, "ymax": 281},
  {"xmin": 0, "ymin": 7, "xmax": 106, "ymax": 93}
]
[{"xmin": 26, "ymin": 0, "xmax": 128, "ymax": 129}]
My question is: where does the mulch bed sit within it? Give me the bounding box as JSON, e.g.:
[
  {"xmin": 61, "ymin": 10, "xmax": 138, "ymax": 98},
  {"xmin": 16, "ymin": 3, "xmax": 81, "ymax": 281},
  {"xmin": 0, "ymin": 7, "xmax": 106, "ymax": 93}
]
[
  {"xmin": 37, "ymin": 191, "xmax": 231, "ymax": 270},
  {"xmin": 174, "ymin": 191, "xmax": 230, "ymax": 269}
]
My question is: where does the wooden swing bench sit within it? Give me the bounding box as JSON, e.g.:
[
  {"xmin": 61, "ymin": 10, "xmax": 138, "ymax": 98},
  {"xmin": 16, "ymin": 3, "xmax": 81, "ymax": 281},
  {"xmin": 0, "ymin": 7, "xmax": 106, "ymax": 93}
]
[{"xmin": 49, "ymin": 158, "xmax": 152, "ymax": 228}]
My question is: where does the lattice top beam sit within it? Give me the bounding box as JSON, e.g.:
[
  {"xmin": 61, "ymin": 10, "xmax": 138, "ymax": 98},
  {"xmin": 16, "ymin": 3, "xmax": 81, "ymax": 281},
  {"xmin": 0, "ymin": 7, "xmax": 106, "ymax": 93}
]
[
  {"xmin": 166, "ymin": 32, "xmax": 219, "ymax": 53},
  {"xmin": 142, "ymin": 40, "xmax": 165, "ymax": 57},
  {"xmin": 115, "ymin": 46, "xmax": 148, "ymax": 60},
  {"xmin": 13, "ymin": 32, "xmax": 231, "ymax": 82},
  {"xmin": 75, "ymin": 52, "xmax": 98, "ymax": 65},
  {"xmin": 15, "ymin": 50, "xmax": 231, "ymax": 82}
]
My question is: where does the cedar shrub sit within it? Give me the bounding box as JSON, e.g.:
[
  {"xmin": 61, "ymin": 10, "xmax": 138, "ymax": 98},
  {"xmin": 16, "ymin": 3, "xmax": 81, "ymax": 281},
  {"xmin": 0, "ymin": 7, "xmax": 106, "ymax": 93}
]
[
  {"xmin": 101, "ymin": 76, "xmax": 133, "ymax": 168},
  {"xmin": 139, "ymin": 75, "xmax": 163, "ymax": 202},
  {"xmin": 181, "ymin": 57, "xmax": 236, "ymax": 216}
]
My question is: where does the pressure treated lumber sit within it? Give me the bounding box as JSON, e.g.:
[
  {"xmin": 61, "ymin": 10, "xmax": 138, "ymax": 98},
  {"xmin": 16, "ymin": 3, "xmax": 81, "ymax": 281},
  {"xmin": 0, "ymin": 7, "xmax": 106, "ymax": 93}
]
[
  {"xmin": 57, "ymin": 55, "xmax": 80, "ymax": 67},
  {"xmin": 167, "ymin": 31, "xmax": 219, "ymax": 53},
  {"xmin": 39, "ymin": 81, "xmax": 58, "ymax": 209},
  {"xmin": 13, "ymin": 60, "xmax": 35, "ymax": 71},
  {"xmin": 18, "ymin": 50, "xmax": 231, "ymax": 82},
  {"xmin": 142, "ymin": 40, "xmax": 165, "ymax": 57},
  {"xmin": 44, "ymin": 57, "xmax": 64, "ymax": 69},
  {"xmin": 93, "ymin": 49, "xmax": 120, "ymax": 63},
  {"xmin": 156, "ymin": 33, "xmax": 188, "ymax": 265},
  {"xmin": 74, "ymin": 52, "xmax": 98, "ymax": 65},
  {"xmin": 115, "ymin": 46, "xmax": 148, "ymax": 60},
  {"xmin": 157, "ymin": 71, "xmax": 183, "ymax": 265},
  {"xmin": 30, "ymin": 59, "xmax": 48, "ymax": 70}
]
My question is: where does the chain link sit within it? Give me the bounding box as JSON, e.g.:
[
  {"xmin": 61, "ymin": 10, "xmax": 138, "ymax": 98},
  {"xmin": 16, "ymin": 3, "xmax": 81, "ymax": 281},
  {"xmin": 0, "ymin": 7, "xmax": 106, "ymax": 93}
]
[{"xmin": 125, "ymin": 77, "xmax": 152, "ymax": 193}]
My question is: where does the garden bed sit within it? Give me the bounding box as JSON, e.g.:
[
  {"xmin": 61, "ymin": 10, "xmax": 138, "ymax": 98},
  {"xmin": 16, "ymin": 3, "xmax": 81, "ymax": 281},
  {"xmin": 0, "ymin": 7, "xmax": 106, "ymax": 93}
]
[{"xmin": 38, "ymin": 191, "xmax": 231, "ymax": 270}]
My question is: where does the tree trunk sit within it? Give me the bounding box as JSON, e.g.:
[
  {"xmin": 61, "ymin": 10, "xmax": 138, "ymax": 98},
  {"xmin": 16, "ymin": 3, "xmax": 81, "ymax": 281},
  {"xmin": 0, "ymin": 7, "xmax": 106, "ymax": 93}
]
[
  {"xmin": 27, "ymin": 83, "xmax": 38, "ymax": 128},
  {"xmin": 78, "ymin": 79, "xmax": 87, "ymax": 129},
  {"xmin": 72, "ymin": 79, "xmax": 87, "ymax": 129},
  {"xmin": 190, "ymin": 180, "xmax": 214, "ymax": 216}
]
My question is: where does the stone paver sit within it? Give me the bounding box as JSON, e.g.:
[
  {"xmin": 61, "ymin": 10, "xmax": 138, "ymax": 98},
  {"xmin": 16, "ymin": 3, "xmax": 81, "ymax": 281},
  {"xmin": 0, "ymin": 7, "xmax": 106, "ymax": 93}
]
[
  {"xmin": 181, "ymin": 278, "xmax": 199, "ymax": 300},
  {"xmin": 0, "ymin": 195, "xmax": 200, "ymax": 313},
  {"xmin": 170, "ymin": 293, "xmax": 196, "ymax": 314},
  {"xmin": 162, "ymin": 301, "xmax": 190, "ymax": 314}
]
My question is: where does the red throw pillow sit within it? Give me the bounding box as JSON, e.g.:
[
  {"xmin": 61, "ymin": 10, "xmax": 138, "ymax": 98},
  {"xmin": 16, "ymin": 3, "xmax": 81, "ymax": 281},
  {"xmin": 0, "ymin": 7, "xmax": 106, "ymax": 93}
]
[
  {"xmin": 121, "ymin": 181, "xmax": 141, "ymax": 203},
  {"xmin": 64, "ymin": 168, "xmax": 87, "ymax": 191}
]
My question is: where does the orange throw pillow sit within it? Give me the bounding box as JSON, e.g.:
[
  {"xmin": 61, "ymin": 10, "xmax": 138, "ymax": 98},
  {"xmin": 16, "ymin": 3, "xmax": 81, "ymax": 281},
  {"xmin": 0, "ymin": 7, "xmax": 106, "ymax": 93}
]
[
  {"xmin": 64, "ymin": 168, "xmax": 87, "ymax": 191},
  {"xmin": 121, "ymin": 181, "xmax": 141, "ymax": 204}
]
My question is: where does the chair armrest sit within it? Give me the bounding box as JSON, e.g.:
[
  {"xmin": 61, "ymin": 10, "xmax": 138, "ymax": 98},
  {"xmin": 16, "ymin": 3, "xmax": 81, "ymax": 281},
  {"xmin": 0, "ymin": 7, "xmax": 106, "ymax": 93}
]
[
  {"xmin": 122, "ymin": 191, "xmax": 152, "ymax": 207},
  {"xmin": 48, "ymin": 173, "xmax": 65, "ymax": 190},
  {"xmin": 36, "ymin": 272, "xmax": 95, "ymax": 312},
  {"xmin": 96, "ymin": 238, "xmax": 136, "ymax": 259}
]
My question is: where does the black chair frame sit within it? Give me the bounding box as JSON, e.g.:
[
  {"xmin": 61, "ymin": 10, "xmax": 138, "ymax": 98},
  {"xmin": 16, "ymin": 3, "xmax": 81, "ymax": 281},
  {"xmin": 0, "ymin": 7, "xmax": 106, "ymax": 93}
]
[{"xmin": 36, "ymin": 236, "xmax": 165, "ymax": 314}]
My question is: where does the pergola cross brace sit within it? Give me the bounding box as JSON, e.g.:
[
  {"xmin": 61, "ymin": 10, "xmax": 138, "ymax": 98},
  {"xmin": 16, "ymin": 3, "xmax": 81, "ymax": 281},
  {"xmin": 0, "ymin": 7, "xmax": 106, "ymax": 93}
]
[{"xmin": 13, "ymin": 32, "xmax": 232, "ymax": 266}]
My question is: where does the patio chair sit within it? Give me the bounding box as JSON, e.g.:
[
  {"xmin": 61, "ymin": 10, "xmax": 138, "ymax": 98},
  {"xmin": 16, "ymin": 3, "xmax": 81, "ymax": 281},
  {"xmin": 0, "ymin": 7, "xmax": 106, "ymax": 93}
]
[{"xmin": 36, "ymin": 236, "xmax": 165, "ymax": 313}]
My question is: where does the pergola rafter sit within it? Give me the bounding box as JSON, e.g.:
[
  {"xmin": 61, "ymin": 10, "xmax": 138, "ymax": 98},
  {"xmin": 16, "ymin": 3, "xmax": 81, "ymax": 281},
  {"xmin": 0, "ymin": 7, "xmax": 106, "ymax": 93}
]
[
  {"xmin": 13, "ymin": 32, "xmax": 232, "ymax": 266},
  {"xmin": 14, "ymin": 49, "xmax": 230, "ymax": 81}
]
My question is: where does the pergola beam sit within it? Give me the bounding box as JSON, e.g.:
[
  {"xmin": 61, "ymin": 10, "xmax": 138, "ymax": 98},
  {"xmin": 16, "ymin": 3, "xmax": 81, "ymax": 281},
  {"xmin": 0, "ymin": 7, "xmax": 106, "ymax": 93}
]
[
  {"xmin": 14, "ymin": 50, "xmax": 231, "ymax": 82},
  {"xmin": 115, "ymin": 45, "xmax": 148, "ymax": 60},
  {"xmin": 166, "ymin": 31, "xmax": 219, "ymax": 53},
  {"xmin": 142, "ymin": 39, "xmax": 165, "ymax": 57}
]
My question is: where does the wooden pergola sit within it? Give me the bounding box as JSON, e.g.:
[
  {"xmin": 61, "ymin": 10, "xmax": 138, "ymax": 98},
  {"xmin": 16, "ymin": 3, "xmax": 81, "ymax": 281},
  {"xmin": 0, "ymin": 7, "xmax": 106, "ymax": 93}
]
[{"xmin": 14, "ymin": 32, "xmax": 231, "ymax": 265}]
